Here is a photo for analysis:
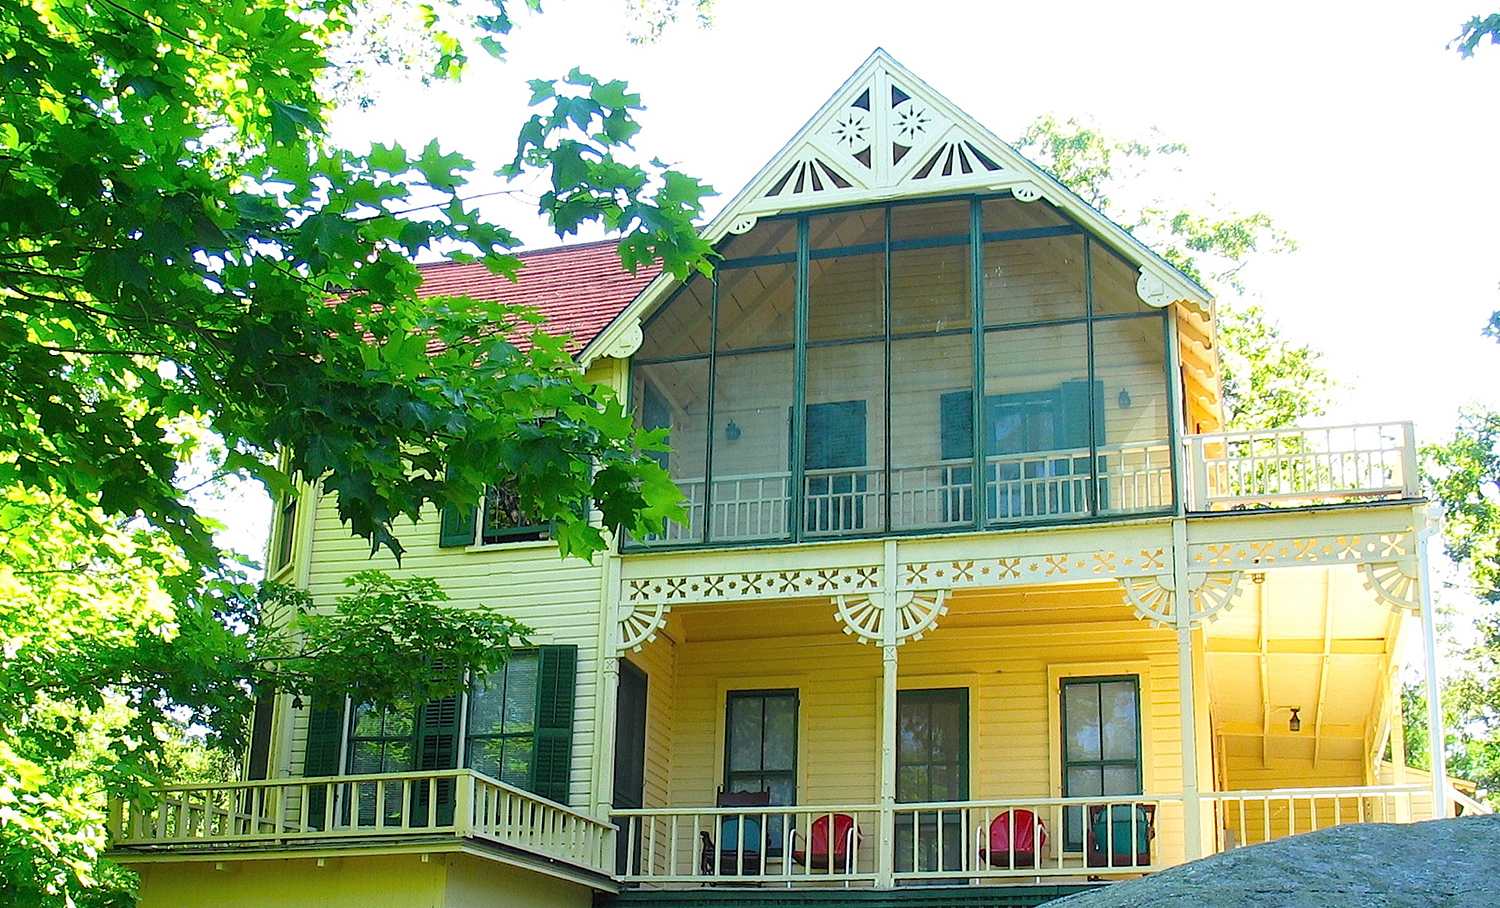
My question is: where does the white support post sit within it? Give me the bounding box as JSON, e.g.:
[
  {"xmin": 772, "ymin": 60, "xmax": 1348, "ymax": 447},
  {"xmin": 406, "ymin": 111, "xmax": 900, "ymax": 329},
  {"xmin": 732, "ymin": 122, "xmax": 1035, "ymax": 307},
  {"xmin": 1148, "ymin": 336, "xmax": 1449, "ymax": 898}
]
[
  {"xmin": 877, "ymin": 540, "xmax": 899, "ymax": 888},
  {"xmin": 1417, "ymin": 517, "xmax": 1448, "ymax": 816},
  {"xmin": 1173, "ymin": 518, "xmax": 1204, "ymax": 860},
  {"xmin": 593, "ymin": 540, "xmax": 623, "ymax": 828}
]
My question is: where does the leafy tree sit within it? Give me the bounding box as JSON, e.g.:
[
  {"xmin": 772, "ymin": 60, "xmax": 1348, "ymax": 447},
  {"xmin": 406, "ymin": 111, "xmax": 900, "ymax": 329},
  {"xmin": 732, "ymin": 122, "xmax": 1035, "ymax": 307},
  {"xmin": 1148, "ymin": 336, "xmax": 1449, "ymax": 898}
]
[
  {"xmin": 1, "ymin": 1, "xmax": 714, "ymax": 905},
  {"xmin": 1013, "ymin": 115, "xmax": 1331, "ymax": 430},
  {"xmin": 1454, "ymin": 13, "xmax": 1500, "ymax": 56}
]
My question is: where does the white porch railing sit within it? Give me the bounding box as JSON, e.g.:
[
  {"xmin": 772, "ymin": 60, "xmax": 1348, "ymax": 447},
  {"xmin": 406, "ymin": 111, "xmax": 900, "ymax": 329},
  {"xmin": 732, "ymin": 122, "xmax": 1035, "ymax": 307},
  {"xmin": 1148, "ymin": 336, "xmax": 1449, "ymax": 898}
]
[
  {"xmin": 109, "ymin": 770, "xmax": 613, "ymax": 876},
  {"xmin": 614, "ymin": 784, "xmax": 1463, "ymax": 888},
  {"xmin": 612, "ymin": 795, "xmax": 1177, "ymax": 886},
  {"xmin": 634, "ymin": 424, "xmax": 1417, "ymax": 546},
  {"xmin": 1205, "ymin": 784, "xmax": 1431, "ymax": 850},
  {"xmin": 1188, "ymin": 422, "xmax": 1418, "ymax": 511}
]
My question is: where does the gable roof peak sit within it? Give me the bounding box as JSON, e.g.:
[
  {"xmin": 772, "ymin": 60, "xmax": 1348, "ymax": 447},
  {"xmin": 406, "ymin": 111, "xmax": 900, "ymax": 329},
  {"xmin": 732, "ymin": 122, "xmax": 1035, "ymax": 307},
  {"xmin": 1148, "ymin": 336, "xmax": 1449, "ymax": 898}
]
[{"xmin": 581, "ymin": 50, "xmax": 1213, "ymax": 365}]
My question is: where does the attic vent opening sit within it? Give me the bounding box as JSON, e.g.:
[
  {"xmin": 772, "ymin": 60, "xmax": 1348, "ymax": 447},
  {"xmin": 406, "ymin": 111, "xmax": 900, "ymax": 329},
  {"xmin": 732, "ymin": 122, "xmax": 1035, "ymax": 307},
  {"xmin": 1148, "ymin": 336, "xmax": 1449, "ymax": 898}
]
[
  {"xmin": 913, "ymin": 141, "xmax": 1002, "ymax": 180},
  {"xmin": 765, "ymin": 158, "xmax": 853, "ymax": 198}
]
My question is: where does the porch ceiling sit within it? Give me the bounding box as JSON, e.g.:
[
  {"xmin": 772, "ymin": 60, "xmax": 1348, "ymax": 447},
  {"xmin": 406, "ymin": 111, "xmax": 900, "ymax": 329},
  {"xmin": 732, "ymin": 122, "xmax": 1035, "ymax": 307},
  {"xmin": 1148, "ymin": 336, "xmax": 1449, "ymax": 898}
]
[{"xmin": 1203, "ymin": 565, "xmax": 1402, "ymax": 764}]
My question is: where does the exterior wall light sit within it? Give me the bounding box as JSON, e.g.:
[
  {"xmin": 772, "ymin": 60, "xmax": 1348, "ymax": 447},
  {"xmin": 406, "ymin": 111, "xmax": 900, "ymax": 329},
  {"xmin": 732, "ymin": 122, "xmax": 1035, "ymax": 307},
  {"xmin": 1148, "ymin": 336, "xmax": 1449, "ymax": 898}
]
[
  {"xmin": 725, "ymin": 420, "xmax": 742, "ymax": 441},
  {"xmin": 1118, "ymin": 389, "xmax": 1132, "ymax": 409},
  {"xmin": 1289, "ymin": 707, "xmax": 1302, "ymax": 733}
]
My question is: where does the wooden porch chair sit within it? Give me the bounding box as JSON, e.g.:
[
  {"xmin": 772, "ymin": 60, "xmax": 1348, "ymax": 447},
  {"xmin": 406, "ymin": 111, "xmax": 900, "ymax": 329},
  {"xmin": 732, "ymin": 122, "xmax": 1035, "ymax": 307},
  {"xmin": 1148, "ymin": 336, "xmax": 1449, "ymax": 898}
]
[
  {"xmin": 791, "ymin": 812, "xmax": 859, "ymax": 872},
  {"xmin": 699, "ymin": 788, "xmax": 771, "ymax": 875},
  {"xmin": 977, "ymin": 808, "xmax": 1048, "ymax": 869},
  {"xmin": 1085, "ymin": 803, "xmax": 1155, "ymax": 867}
]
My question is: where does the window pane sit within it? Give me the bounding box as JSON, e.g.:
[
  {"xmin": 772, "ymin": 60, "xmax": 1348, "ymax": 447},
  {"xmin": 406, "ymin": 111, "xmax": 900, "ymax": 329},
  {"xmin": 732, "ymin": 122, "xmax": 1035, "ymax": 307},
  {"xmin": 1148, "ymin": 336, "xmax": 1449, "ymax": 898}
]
[
  {"xmin": 718, "ymin": 218, "xmax": 796, "ymax": 261},
  {"xmin": 896, "ymin": 690, "xmax": 967, "ymax": 804},
  {"xmin": 806, "ymin": 343, "xmax": 884, "ymax": 536},
  {"xmin": 1093, "ymin": 314, "xmax": 1173, "ymax": 514},
  {"xmin": 353, "ymin": 703, "xmax": 385, "ymax": 737},
  {"xmin": 891, "ymin": 336, "xmax": 973, "ymax": 531},
  {"xmin": 1103, "ymin": 766, "xmax": 1139, "ymax": 795},
  {"xmin": 984, "ymin": 323, "xmax": 1091, "ymax": 522},
  {"xmin": 982, "ymin": 235, "xmax": 1086, "ymax": 326},
  {"xmin": 717, "ymin": 261, "xmax": 796, "ymax": 351},
  {"xmin": 1067, "ymin": 766, "xmax": 1103, "ymax": 797},
  {"xmin": 892, "ymin": 200, "xmax": 970, "ymax": 242},
  {"xmin": 710, "ymin": 351, "xmax": 793, "ymax": 543},
  {"xmin": 763, "ymin": 696, "xmax": 797, "ymax": 771},
  {"xmin": 1091, "ymin": 240, "xmax": 1153, "ymax": 317},
  {"xmin": 631, "ymin": 359, "xmax": 709, "ymax": 544},
  {"xmin": 809, "ymin": 207, "xmax": 884, "ymax": 250},
  {"xmin": 501, "ymin": 739, "xmax": 534, "ymax": 788},
  {"xmin": 1099, "ymin": 680, "xmax": 1140, "ymax": 761},
  {"xmin": 384, "ymin": 742, "xmax": 413, "ymax": 773},
  {"xmin": 469, "ymin": 738, "xmax": 503, "ymax": 780},
  {"xmin": 639, "ymin": 275, "xmax": 711, "ymax": 360},
  {"xmin": 891, "ymin": 243, "xmax": 970, "ymax": 334},
  {"xmin": 503, "ymin": 653, "xmax": 539, "ymax": 734},
  {"xmin": 728, "ymin": 696, "xmax": 764, "ymax": 772},
  {"xmin": 982, "ymin": 197, "xmax": 1069, "ymax": 233},
  {"xmin": 1064, "ymin": 682, "xmax": 1101, "ymax": 763},
  {"xmin": 807, "ymin": 252, "xmax": 884, "ymax": 342}
]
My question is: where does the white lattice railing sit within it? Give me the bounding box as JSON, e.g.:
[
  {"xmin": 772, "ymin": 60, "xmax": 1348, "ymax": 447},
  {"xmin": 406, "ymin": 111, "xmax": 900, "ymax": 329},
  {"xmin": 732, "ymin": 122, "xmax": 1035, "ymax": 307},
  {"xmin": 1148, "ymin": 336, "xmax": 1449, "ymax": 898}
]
[
  {"xmin": 1188, "ymin": 422, "xmax": 1418, "ymax": 511},
  {"xmin": 109, "ymin": 770, "xmax": 613, "ymax": 875}
]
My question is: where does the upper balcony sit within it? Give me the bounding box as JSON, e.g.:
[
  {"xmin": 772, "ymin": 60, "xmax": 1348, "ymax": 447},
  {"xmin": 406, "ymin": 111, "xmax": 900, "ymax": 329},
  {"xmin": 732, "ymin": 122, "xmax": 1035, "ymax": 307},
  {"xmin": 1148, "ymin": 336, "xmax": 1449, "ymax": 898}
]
[{"xmin": 632, "ymin": 421, "xmax": 1420, "ymax": 548}]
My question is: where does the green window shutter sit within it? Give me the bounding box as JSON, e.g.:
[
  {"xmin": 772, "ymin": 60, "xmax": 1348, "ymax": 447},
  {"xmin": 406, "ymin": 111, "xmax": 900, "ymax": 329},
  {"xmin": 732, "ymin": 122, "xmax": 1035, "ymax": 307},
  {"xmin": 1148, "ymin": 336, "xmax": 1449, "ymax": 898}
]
[
  {"xmin": 303, "ymin": 697, "xmax": 345, "ymax": 830},
  {"xmin": 939, "ymin": 390, "xmax": 973, "ymax": 461},
  {"xmin": 804, "ymin": 400, "xmax": 867, "ymax": 469},
  {"xmin": 439, "ymin": 500, "xmax": 476, "ymax": 547},
  {"xmin": 531, "ymin": 645, "xmax": 577, "ymax": 805},
  {"xmin": 1058, "ymin": 380, "xmax": 1105, "ymax": 448},
  {"xmin": 416, "ymin": 696, "xmax": 460, "ymax": 771}
]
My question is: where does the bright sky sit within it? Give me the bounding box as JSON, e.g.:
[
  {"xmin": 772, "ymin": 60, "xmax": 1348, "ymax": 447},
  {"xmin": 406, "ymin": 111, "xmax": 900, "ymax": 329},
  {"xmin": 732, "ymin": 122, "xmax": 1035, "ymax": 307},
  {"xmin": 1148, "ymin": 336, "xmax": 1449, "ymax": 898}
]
[{"xmin": 327, "ymin": 0, "xmax": 1500, "ymax": 449}]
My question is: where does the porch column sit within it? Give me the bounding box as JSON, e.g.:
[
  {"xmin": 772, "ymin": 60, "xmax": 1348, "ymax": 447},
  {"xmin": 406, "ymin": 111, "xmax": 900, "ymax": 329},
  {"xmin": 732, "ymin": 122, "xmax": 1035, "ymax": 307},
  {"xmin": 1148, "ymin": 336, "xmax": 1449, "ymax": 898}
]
[
  {"xmin": 877, "ymin": 539, "xmax": 900, "ymax": 888},
  {"xmin": 593, "ymin": 544, "xmax": 623, "ymax": 823},
  {"xmin": 1172, "ymin": 518, "xmax": 1205, "ymax": 860},
  {"xmin": 1417, "ymin": 520, "xmax": 1448, "ymax": 816}
]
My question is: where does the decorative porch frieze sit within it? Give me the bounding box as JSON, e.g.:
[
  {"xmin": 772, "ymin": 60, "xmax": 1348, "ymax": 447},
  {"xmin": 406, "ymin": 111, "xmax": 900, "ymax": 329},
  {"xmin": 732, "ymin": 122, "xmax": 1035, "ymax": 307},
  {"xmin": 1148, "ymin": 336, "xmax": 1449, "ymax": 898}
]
[
  {"xmin": 1119, "ymin": 571, "xmax": 1246, "ymax": 629},
  {"xmin": 898, "ymin": 547, "xmax": 1171, "ymax": 589},
  {"xmin": 620, "ymin": 566, "xmax": 882, "ymax": 606},
  {"xmin": 834, "ymin": 589, "xmax": 948, "ymax": 645},
  {"xmin": 1188, "ymin": 532, "xmax": 1414, "ymax": 570}
]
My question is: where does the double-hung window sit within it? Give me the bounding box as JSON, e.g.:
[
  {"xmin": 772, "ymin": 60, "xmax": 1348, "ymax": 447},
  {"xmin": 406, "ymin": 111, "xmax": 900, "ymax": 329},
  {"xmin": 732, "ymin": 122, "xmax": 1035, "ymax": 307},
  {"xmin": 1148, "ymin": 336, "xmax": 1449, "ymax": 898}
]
[
  {"xmin": 301, "ymin": 646, "xmax": 578, "ymax": 826},
  {"xmin": 1060, "ymin": 676, "xmax": 1142, "ymax": 850},
  {"xmin": 895, "ymin": 688, "xmax": 969, "ymax": 872}
]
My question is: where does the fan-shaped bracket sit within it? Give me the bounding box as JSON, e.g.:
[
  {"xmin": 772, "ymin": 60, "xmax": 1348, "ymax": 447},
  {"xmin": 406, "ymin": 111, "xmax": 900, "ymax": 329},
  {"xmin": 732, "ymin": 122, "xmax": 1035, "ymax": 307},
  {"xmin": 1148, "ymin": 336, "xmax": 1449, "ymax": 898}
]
[
  {"xmin": 1359, "ymin": 561, "xmax": 1421, "ymax": 613},
  {"xmin": 834, "ymin": 589, "xmax": 949, "ymax": 646},
  {"xmin": 618, "ymin": 600, "xmax": 672, "ymax": 652},
  {"xmin": 1120, "ymin": 571, "xmax": 1244, "ymax": 629}
]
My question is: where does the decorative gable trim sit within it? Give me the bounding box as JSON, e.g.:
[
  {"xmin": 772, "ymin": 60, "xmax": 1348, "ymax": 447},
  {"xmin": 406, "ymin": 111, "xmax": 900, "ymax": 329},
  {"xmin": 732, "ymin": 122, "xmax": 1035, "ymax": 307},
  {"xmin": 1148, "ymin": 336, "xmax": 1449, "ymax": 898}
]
[
  {"xmin": 580, "ymin": 49, "xmax": 1214, "ymax": 367},
  {"xmin": 729, "ymin": 55, "xmax": 1032, "ymax": 218}
]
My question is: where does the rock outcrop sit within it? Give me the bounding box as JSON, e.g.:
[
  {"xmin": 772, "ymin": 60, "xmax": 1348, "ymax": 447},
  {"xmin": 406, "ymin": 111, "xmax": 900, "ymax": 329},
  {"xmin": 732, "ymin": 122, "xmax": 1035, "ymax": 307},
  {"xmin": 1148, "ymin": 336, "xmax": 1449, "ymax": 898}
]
[{"xmin": 1050, "ymin": 816, "xmax": 1500, "ymax": 908}]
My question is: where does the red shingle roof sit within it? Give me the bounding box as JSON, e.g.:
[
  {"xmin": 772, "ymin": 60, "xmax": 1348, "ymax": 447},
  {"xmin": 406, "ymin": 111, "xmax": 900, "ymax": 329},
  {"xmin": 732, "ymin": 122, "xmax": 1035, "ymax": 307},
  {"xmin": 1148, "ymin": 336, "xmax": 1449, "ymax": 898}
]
[{"xmin": 416, "ymin": 240, "xmax": 661, "ymax": 354}]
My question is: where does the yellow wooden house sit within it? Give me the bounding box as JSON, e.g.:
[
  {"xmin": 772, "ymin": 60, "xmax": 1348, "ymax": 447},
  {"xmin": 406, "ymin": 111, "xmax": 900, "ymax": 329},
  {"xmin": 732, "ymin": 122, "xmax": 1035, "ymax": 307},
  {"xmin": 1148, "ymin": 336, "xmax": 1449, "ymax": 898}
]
[{"xmin": 110, "ymin": 50, "xmax": 1479, "ymax": 908}]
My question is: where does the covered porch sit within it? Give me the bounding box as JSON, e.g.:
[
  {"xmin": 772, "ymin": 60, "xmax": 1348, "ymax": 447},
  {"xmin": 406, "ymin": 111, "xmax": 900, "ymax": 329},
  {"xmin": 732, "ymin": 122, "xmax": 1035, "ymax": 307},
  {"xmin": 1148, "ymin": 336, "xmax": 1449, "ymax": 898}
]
[{"xmin": 603, "ymin": 501, "xmax": 1469, "ymax": 890}]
